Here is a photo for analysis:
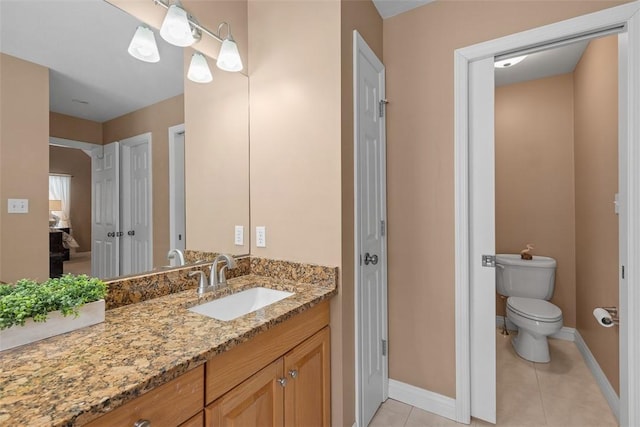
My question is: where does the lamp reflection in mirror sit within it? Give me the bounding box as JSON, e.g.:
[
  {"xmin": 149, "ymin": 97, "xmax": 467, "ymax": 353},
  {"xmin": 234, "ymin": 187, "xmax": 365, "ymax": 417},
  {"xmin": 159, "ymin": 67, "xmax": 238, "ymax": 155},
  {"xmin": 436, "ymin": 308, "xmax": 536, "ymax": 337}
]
[
  {"xmin": 127, "ymin": 26, "xmax": 160, "ymax": 63},
  {"xmin": 160, "ymin": 4, "xmax": 200, "ymax": 47},
  {"xmin": 188, "ymin": 53, "xmax": 213, "ymax": 84},
  {"xmin": 49, "ymin": 200, "xmax": 62, "ymax": 227}
]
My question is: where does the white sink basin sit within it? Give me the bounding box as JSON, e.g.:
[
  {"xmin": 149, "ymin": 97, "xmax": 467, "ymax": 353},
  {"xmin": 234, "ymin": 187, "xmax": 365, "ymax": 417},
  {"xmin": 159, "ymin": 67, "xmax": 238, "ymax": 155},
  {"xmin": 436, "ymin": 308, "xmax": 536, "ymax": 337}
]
[{"xmin": 189, "ymin": 287, "xmax": 294, "ymax": 321}]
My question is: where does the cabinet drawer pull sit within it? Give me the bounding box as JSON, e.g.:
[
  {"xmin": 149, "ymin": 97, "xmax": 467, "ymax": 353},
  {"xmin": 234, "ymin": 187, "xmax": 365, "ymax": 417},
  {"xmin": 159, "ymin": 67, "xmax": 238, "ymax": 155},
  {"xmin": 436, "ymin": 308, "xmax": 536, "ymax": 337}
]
[
  {"xmin": 277, "ymin": 377, "xmax": 287, "ymax": 387},
  {"xmin": 134, "ymin": 420, "xmax": 151, "ymax": 427},
  {"xmin": 288, "ymin": 369, "xmax": 298, "ymax": 379}
]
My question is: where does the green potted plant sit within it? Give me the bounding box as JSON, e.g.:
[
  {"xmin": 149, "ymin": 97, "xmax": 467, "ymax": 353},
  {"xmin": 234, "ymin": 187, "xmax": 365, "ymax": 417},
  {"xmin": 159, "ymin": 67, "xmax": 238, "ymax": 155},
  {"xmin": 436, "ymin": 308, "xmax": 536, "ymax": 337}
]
[{"xmin": 0, "ymin": 274, "xmax": 107, "ymax": 351}]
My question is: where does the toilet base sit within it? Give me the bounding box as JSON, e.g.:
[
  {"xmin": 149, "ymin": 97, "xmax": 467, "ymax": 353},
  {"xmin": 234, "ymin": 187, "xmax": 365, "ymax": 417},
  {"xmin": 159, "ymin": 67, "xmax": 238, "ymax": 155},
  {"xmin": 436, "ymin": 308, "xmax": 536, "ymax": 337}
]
[{"xmin": 511, "ymin": 329, "xmax": 551, "ymax": 363}]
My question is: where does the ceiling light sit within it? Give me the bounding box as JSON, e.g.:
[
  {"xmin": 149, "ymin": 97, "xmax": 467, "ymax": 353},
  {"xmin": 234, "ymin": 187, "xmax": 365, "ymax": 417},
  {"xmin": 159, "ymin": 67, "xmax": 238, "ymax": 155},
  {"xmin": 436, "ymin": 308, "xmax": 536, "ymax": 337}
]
[
  {"xmin": 187, "ymin": 53, "xmax": 213, "ymax": 83},
  {"xmin": 128, "ymin": 26, "xmax": 160, "ymax": 63},
  {"xmin": 494, "ymin": 55, "xmax": 528, "ymax": 68},
  {"xmin": 160, "ymin": 4, "xmax": 200, "ymax": 47},
  {"xmin": 215, "ymin": 23, "xmax": 243, "ymax": 72}
]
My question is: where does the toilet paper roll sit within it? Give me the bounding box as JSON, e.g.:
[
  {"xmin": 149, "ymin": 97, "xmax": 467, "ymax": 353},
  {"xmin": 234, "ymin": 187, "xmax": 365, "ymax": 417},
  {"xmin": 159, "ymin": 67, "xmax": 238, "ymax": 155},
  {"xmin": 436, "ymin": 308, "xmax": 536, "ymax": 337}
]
[{"xmin": 593, "ymin": 307, "xmax": 615, "ymax": 328}]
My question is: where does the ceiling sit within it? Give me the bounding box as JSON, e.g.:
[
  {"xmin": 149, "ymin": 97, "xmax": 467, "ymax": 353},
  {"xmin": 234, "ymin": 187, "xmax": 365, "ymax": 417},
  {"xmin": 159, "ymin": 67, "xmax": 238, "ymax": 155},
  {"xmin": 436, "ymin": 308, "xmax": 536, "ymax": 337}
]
[
  {"xmin": 372, "ymin": 0, "xmax": 435, "ymax": 19},
  {"xmin": 0, "ymin": 0, "xmax": 184, "ymax": 123},
  {"xmin": 495, "ymin": 41, "xmax": 590, "ymax": 87}
]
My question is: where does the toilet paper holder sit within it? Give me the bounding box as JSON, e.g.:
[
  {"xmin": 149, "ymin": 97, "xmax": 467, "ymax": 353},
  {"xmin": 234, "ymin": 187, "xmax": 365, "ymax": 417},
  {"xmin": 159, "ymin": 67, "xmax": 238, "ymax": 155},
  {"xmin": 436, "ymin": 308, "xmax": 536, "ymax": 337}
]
[{"xmin": 600, "ymin": 306, "xmax": 619, "ymax": 326}]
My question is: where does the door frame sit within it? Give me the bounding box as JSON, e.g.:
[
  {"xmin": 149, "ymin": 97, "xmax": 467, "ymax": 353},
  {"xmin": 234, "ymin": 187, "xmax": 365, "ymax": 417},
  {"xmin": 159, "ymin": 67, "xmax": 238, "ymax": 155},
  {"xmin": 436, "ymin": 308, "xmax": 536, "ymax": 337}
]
[
  {"xmin": 353, "ymin": 29, "xmax": 389, "ymax": 427},
  {"xmin": 119, "ymin": 132, "xmax": 153, "ymax": 274},
  {"xmin": 454, "ymin": 2, "xmax": 640, "ymax": 425},
  {"xmin": 168, "ymin": 123, "xmax": 186, "ymax": 252}
]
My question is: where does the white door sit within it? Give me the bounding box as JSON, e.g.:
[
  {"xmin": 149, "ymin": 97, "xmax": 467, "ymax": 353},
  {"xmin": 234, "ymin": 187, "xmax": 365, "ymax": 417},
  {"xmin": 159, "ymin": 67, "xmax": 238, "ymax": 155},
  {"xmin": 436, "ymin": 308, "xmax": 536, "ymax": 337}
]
[
  {"xmin": 120, "ymin": 133, "xmax": 152, "ymax": 276},
  {"xmin": 91, "ymin": 142, "xmax": 119, "ymax": 279},
  {"xmin": 354, "ymin": 30, "xmax": 388, "ymax": 427},
  {"xmin": 468, "ymin": 57, "xmax": 496, "ymax": 424},
  {"xmin": 169, "ymin": 124, "xmax": 186, "ymax": 253}
]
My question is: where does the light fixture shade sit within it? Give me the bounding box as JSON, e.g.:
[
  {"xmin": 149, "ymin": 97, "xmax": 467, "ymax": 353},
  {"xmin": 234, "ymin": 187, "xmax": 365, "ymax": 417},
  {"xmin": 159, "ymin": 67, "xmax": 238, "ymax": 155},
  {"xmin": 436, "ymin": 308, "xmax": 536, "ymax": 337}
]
[
  {"xmin": 494, "ymin": 55, "xmax": 528, "ymax": 68},
  {"xmin": 216, "ymin": 37, "xmax": 243, "ymax": 72},
  {"xmin": 188, "ymin": 53, "xmax": 213, "ymax": 83},
  {"xmin": 49, "ymin": 200, "xmax": 62, "ymax": 211},
  {"xmin": 128, "ymin": 26, "xmax": 160, "ymax": 63},
  {"xmin": 160, "ymin": 4, "xmax": 198, "ymax": 47}
]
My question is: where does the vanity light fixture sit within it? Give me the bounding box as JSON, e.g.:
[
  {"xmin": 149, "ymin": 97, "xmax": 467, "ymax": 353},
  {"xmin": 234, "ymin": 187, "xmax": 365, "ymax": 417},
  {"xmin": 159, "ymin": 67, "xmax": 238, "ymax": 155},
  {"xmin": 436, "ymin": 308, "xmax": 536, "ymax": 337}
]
[
  {"xmin": 127, "ymin": 26, "xmax": 160, "ymax": 63},
  {"xmin": 153, "ymin": 0, "xmax": 243, "ymax": 71},
  {"xmin": 494, "ymin": 55, "xmax": 528, "ymax": 68},
  {"xmin": 159, "ymin": 3, "xmax": 201, "ymax": 47},
  {"xmin": 187, "ymin": 52, "xmax": 213, "ymax": 83}
]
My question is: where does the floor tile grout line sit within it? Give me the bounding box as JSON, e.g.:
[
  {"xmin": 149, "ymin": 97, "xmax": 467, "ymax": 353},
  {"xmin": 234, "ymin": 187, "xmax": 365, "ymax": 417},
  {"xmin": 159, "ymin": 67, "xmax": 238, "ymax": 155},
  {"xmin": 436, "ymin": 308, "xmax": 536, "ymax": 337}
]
[
  {"xmin": 533, "ymin": 360, "xmax": 550, "ymax": 426},
  {"xmin": 402, "ymin": 406, "xmax": 413, "ymax": 427}
]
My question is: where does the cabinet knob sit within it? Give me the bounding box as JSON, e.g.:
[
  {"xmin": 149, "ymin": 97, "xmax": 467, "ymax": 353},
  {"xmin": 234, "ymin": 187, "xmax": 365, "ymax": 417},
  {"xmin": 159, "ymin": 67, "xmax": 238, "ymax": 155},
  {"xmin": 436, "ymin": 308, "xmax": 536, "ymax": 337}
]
[
  {"xmin": 288, "ymin": 369, "xmax": 298, "ymax": 379},
  {"xmin": 277, "ymin": 377, "xmax": 287, "ymax": 387},
  {"xmin": 134, "ymin": 420, "xmax": 151, "ymax": 427}
]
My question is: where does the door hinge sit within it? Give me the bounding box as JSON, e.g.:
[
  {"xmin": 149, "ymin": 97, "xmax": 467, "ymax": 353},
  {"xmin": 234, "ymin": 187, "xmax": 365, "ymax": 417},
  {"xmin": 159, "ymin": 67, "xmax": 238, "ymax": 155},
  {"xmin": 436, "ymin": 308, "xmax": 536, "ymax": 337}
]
[
  {"xmin": 482, "ymin": 255, "xmax": 496, "ymax": 267},
  {"xmin": 382, "ymin": 339, "xmax": 387, "ymax": 356},
  {"xmin": 622, "ymin": 265, "xmax": 625, "ymax": 279},
  {"xmin": 379, "ymin": 99, "xmax": 389, "ymax": 118},
  {"xmin": 381, "ymin": 220, "xmax": 386, "ymax": 237},
  {"xmin": 359, "ymin": 254, "xmax": 363, "ymax": 266}
]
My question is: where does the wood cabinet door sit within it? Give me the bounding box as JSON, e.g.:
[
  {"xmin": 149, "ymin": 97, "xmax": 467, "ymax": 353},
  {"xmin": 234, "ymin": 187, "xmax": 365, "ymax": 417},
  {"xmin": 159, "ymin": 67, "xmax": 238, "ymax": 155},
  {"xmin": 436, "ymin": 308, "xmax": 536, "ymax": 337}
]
[
  {"xmin": 283, "ymin": 327, "xmax": 331, "ymax": 427},
  {"xmin": 206, "ymin": 359, "xmax": 285, "ymax": 427}
]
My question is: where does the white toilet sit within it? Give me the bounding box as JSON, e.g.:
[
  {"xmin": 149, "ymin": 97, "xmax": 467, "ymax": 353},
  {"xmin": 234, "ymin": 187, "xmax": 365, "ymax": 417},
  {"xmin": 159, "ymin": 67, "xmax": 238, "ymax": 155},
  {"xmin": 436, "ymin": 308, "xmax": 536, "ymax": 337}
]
[{"xmin": 496, "ymin": 254, "xmax": 563, "ymax": 363}]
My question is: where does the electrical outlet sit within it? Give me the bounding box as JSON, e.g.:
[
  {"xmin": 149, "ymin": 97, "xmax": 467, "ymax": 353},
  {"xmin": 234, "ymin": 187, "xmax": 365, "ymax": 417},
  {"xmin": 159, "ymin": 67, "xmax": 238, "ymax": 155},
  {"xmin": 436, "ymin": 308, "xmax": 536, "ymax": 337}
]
[
  {"xmin": 256, "ymin": 226, "xmax": 266, "ymax": 248},
  {"xmin": 234, "ymin": 225, "xmax": 244, "ymax": 245},
  {"xmin": 8, "ymin": 198, "xmax": 28, "ymax": 213}
]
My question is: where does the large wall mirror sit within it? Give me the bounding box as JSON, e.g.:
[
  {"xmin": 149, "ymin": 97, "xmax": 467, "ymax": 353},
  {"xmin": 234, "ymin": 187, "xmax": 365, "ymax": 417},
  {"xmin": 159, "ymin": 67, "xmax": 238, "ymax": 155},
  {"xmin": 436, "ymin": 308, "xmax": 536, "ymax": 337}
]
[{"xmin": 0, "ymin": 0, "xmax": 249, "ymax": 281}]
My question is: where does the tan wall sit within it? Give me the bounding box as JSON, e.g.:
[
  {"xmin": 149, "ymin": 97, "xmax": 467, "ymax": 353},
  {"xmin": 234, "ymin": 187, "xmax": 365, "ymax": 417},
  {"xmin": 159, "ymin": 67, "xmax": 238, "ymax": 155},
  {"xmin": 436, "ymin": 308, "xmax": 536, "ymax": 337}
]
[
  {"xmin": 248, "ymin": 0, "xmax": 343, "ymax": 423},
  {"xmin": 0, "ymin": 53, "xmax": 50, "ymax": 283},
  {"xmin": 184, "ymin": 56, "xmax": 249, "ymax": 255},
  {"xmin": 49, "ymin": 146, "xmax": 92, "ymax": 252},
  {"xmin": 50, "ymin": 112, "xmax": 103, "ymax": 145},
  {"xmin": 384, "ymin": 0, "xmax": 627, "ymax": 398},
  {"xmin": 340, "ymin": 1, "xmax": 383, "ymax": 425},
  {"xmin": 574, "ymin": 36, "xmax": 619, "ymax": 393},
  {"xmin": 495, "ymin": 74, "xmax": 577, "ymax": 327},
  {"xmin": 103, "ymin": 95, "xmax": 184, "ymax": 268}
]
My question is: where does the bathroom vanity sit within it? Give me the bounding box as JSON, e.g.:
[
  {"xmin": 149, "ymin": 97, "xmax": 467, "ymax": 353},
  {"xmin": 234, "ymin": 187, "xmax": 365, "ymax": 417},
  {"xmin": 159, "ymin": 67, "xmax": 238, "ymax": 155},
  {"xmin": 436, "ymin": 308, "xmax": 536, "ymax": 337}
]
[{"xmin": 0, "ymin": 260, "xmax": 336, "ymax": 426}]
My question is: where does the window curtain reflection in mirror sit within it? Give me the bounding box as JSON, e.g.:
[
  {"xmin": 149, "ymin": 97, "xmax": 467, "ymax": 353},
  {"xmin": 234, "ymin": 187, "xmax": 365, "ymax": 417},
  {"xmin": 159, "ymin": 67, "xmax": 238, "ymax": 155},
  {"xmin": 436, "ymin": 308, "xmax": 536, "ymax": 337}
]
[{"xmin": 49, "ymin": 174, "xmax": 71, "ymax": 228}]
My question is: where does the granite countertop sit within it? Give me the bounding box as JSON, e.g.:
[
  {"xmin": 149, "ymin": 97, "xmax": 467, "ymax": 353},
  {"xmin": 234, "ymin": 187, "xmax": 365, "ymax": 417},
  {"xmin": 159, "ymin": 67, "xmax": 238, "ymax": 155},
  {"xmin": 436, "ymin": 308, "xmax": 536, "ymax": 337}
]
[{"xmin": 0, "ymin": 274, "xmax": 337, "ymax": 426}]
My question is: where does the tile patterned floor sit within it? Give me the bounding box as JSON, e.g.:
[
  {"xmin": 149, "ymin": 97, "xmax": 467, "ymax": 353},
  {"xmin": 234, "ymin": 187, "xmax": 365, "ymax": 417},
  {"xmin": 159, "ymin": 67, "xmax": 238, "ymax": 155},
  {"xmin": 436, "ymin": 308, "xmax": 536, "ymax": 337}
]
[{"xmin": 370, "ymin": 330, "xmax": 618, "ymax": 426}]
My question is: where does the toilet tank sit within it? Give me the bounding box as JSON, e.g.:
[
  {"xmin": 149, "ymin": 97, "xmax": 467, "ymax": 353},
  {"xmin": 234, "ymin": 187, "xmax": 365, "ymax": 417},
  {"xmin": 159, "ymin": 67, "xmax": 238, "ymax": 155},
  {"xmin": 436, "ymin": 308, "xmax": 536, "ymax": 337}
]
[{"xmin": 495, "ymin": 254, "xmax": 557, "ymax": 300}]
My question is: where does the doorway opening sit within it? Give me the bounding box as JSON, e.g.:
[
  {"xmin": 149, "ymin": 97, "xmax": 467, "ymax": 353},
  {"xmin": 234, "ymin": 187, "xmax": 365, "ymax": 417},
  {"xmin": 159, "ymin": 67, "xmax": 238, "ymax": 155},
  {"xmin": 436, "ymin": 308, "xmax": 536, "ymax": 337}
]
[{"xmin": 454, "ymin": 3, "xmax": 640, "ymax": 425}]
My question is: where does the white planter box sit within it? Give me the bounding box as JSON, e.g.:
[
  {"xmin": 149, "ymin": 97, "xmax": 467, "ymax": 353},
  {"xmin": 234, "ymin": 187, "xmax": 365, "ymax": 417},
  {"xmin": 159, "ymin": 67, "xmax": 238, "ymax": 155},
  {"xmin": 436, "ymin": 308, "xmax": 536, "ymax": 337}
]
[{"xmin": 0, "ymin": 299, "xmax": 105, "ymax": 351}]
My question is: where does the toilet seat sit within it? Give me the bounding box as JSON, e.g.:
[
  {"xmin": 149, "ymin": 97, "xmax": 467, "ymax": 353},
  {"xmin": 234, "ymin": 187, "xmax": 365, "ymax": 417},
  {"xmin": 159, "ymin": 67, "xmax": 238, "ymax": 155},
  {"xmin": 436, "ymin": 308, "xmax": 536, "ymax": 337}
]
[{"xmin": 507, "ymin": 296, "xmax": 562, "ymax": 323}]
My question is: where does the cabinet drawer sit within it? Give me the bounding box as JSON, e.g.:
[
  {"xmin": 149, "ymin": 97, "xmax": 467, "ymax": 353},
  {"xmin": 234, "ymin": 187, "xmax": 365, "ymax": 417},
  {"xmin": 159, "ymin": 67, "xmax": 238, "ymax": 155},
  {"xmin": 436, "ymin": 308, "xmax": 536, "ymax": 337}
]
[{"xmin": 86, "ymin": 366, "xmax": 204, "ymax": 427}]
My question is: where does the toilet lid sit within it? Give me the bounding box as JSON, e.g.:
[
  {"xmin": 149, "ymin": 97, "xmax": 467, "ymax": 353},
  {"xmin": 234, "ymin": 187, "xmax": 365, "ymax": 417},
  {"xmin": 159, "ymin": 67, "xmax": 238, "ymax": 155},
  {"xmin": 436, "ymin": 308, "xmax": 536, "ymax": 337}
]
[{"xmin": 507, "ymin": 297, "xmax": 563, "ymax": 322}]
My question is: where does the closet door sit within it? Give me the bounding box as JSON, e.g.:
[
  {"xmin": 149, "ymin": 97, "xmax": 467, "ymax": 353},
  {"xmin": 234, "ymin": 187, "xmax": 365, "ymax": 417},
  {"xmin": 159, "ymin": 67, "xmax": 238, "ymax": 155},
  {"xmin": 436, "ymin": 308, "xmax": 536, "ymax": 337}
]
[{"xmin": 91, "ymin": 142, "xmax": 119, "ymax": 279}]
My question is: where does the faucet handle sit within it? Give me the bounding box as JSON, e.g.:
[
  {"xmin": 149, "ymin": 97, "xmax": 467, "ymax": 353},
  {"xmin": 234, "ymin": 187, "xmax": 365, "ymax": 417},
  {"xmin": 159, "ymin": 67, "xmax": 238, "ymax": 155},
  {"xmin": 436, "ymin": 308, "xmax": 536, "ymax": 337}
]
[{"xmin": 189, "ymin": 270, "xmax": 206, "ymax": 293}]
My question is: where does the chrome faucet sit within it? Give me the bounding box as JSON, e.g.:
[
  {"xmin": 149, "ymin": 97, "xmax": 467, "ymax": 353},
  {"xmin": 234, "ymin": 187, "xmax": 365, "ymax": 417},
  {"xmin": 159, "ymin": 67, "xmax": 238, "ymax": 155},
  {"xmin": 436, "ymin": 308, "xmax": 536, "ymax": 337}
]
[
  {"xmin": 209, "ymin": 254, "xmax": 237, "ymax": 289},
  {"xmin": 167, "ymin": 249, "xmax": 185, "ymax": 266}
]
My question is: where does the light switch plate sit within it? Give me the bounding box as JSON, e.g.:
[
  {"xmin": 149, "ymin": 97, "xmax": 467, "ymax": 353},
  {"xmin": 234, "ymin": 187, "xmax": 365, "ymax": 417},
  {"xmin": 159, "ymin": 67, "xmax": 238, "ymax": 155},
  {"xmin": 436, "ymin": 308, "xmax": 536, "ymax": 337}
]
[
  {"xmin": 8, "ymin": 198, "xmax": 28, "ymax": 213},
  {"xmin": 234, "ymin": 225, "xmax": 244, "ymax": 245},
  {"xmin": 256, "ymin": 226, "xmax": 266, "ymax": 248}
]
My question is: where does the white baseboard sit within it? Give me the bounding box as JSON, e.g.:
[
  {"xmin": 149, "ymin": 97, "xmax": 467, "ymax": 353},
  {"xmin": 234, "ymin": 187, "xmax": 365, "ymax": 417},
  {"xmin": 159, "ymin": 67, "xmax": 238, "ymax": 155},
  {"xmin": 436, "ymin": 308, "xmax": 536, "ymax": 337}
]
[
  {"xmin": 495, "ymin": 316, "xmax": 575, "ymax": 342},
  {"xmin": 574, "ymin": 330, "xmax": 620, "ymax": 422},
  {"xmin": 388, "ymin": 379, "xmax": 457, "ymax": 422}
]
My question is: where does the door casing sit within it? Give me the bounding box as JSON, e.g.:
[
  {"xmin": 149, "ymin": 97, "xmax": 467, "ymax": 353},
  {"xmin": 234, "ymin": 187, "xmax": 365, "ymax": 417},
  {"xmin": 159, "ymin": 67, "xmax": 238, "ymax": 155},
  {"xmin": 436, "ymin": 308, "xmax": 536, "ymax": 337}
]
[{"xmin": 454, "ymin": 2, "xmax": 640, "ymax": 425}]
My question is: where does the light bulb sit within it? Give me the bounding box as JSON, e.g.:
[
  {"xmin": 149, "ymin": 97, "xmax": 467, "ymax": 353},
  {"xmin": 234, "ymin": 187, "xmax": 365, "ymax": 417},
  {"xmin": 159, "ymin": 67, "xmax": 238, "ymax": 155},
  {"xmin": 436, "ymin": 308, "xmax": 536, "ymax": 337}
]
[
  {"xmin": 188, "ymin": 52, "xmax": 213, "ymax": 83},
  {"xmin": 160, "ymin": 5, "xmax": 198, "ymax": 47},
  {"xmin": 127, "ymin": 26, "xmax": 160, "ymax": 63},
  {"xmin": 216, "ymin": 37, "xmax": 243, "ymax": 72}
]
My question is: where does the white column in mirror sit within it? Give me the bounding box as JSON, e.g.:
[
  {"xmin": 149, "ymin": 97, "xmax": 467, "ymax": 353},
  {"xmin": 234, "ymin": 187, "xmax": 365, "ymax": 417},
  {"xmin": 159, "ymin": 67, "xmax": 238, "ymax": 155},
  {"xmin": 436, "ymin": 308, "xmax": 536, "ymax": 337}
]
[
  {"xmin": 234, "ymin": 225, "xmax": 244, "ymax": 246},
  {"xmin": 256, "ymin": 226, "xmax": 266, "ymax": 248}
]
